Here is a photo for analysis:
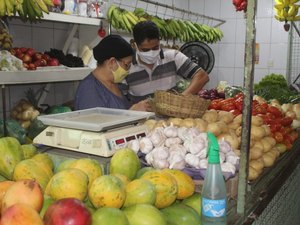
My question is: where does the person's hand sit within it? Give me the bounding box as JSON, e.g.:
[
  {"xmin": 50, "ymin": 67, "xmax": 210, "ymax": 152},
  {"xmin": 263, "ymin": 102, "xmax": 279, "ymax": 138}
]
[{"xmin": 130, "ymin": 99, "xmax": 152, "ymax": 111}]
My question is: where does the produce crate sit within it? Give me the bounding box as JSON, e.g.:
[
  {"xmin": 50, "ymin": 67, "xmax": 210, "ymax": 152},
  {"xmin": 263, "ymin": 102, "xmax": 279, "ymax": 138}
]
[{"xmin": 194, "ymin": 174, "xmax": 238, "ymax": 199}]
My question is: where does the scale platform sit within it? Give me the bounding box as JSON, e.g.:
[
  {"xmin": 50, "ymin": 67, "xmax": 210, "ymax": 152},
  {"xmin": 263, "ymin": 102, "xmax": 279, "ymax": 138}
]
[{"xmin": 33, "ymin": 107, "xmax": 155, "ymax": 157}]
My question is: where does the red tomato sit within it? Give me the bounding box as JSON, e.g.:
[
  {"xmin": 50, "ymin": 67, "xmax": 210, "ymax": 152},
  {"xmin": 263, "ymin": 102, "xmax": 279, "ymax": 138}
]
[
  {"xmin": 221, "ymin": 103, "xmax": 236, "ymax": 111},
  {"xmin": 254, "ymin": 104, "xmax": 267, "ymax": 114},
  {"xmin": 260, "ymin": 102, "xmax": 268, "ymax": 109},
  {"xmin": 234, "ymin": 101, "xmax": 243, "ymax": 112},
  {"xmin": 273, "ymin": 132, "xmax": 284, "ymax": 143},
  {"xmin": 267, "ymin": 105, "xmax": 283, "ymax": 118},
  {"xmin": 209, "ymin": 101, "xmax": 222, "ymax": 110},
  {"xmin": 283, "ymin": 139, "xmax": 293, "ymax": 150},
  {"xmin": 269, "ymin": 122, "xmax": 282, "ymax": 133},
  {"xmin": 234, "ymin": 92, "xmax": 244, "ymax": 100},
  {"xmin": 284, "ymin": 134, "xmax": 294, "ymax": 144}
]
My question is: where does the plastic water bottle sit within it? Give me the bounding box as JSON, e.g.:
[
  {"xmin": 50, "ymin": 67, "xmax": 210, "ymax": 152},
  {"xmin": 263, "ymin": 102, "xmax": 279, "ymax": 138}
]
[{"xmin": 201, "ymin": 132, "xmax": 227, "ymax": 225}]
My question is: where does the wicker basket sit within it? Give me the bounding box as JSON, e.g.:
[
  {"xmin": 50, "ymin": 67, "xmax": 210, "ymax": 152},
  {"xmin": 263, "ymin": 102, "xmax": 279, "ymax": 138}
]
[{"xmin": 152, "ymin": 90, "xmax": 210, "ymax": 118}]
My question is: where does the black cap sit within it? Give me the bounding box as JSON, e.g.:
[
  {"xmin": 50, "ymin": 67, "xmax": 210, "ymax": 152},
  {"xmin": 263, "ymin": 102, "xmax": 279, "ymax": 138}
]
[{"xmin": 93, "ymin": 35, "xmax": 133, "ymax": 63}]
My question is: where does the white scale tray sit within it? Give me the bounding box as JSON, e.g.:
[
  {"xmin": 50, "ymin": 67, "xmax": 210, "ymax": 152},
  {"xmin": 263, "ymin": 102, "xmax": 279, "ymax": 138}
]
[{"xmin": 37, "ymin": 107, "xmax": 155, "ymax": 132}]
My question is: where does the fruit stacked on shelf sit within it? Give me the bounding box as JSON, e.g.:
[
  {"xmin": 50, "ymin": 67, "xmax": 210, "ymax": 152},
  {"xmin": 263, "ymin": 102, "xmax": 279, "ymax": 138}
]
[
  {"xmin": 0, "ymin": 27, "xmax": 13, "ymax": 50},
  {"xmin": 107, "ymin": 5, "xmax": 224, "ymax": 43},
  {"xmin": 0, "ymin": 0, "xmax": 54, "ymax": 21},
  {"xmin": 0, "ymin": 140, "xmax": 202, "ymax": 225},
  {"xmin": 10, "ymin": 47, "xmax": 59, "ymax": 70},
  {"xmin": 44, "ymin": 48, "xmax": 84, "ymax": 68}
]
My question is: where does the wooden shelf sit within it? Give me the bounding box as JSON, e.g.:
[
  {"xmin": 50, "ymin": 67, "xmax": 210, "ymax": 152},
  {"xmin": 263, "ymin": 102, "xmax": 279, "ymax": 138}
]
[{"xmin": 0, "ymin": 67, "xmax": 92, "ymax": 85}]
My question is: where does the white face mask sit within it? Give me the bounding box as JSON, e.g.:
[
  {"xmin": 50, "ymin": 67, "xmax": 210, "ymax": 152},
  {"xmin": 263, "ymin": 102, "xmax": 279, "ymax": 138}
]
[{"xmin": 137, "ymin": 48, "xmax": 160, "ymax": 64}]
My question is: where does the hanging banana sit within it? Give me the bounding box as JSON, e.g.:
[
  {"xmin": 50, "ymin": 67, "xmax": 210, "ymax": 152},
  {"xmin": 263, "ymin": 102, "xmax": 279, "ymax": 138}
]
[{"xmin": 274, "ymin": 0, "xmax": 300, "ymax": 21}]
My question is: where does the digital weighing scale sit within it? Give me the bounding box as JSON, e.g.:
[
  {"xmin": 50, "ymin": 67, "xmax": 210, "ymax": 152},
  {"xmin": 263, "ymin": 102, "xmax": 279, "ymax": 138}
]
[{"xmin": 33, "ymin": 107, "xmax": 155, "ymax": 157}]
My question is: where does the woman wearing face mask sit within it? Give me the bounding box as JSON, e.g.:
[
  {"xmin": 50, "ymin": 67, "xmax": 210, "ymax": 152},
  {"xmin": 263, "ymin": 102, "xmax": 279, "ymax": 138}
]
[
  {"xmin": 75, "ymin": 35, "xmax": 151, "ymax": 111},
  {"xmin": 126, "ymin": 21, "xmax": 209, "ymax": 103}
]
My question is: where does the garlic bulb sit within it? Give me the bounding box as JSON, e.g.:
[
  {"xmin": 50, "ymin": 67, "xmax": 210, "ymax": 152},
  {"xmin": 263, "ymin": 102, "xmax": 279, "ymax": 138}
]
[
  {"xmin": 139, "ymin": 137, "xmax": 153, "ymax": 154},
  {"xmin": 152, "ymin": 159, "xmax": 169, "ymax": 169},
  {"xmin": 145, "ymin": 151, "xmax": 154, "ymax": 165},
  {"xmin": 126, "ymin": 139, "xmax": 140, "ymax": 153},
  {"xmin": 152, "ymin": 146, "xmax": 169, "ymax": 160},
  {"xmin": 177, "ymin": 127, "xmax": 189, "ymax": 141},
  {"xmin": 169, "ymin": 144, "xmax": 188, "ymax": 155},
  {"xmin": 195, "ymin": 148, "xmax": 207, "ymax": 159},
  {"xmin": 165, "ymin": 137, "xmax": 182, "ymax": 148},
  {"xmin": 199, "ymin": 159, "xmax": 208, "ymax": 169},
  {"xmin": 149, "ymin": 128, "xmax": 166, "ymax": 147},
  {"xmin": 184, "ymin": 134, "xmax": 207, "ymax": 155},
  {"xmin": 187, "ymin": 127, "xmax": 201, "ymax": 137},
  {"xmin": 185, "ymin": 153, "xmax": 200, "ymax": 169},
  {"xmin": 219, "ymin": 151, "xmax": 226, "ymax": 163},
  {"xmin": 219, "ymin": 138, "xmax": 232, "ymax": 154},
  {"xmin": 226, "ymin": 151, "xmax": 239, "ymax": 165},
  {"xmin": 168, "ymin": 152, "xmax": 186, "ymax": 170},
  {"xmin": 163, "ymin": 124, "xmax": 178, "ymax": 138},
  {"xmin": 221, "ymin": 162, "xmax": 236, "ymax": 174}
]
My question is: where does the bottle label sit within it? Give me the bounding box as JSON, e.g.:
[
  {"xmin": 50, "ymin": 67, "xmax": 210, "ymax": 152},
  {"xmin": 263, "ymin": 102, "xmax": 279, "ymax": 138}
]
[{"xmin": 202, "ymin": 198, "xmax": 226, "ymax": 218}]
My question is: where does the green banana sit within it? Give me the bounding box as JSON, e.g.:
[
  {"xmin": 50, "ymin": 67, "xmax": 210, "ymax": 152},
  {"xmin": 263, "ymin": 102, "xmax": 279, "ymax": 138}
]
[
  {"xmin": 107, "ymin": 5, "xmax": 117, "ymax": 21},
  {"xmin": 122, "ymin": 13, "xmax": 132, "ymax": 32},
  {"xmin": 124, "ymin": 11, "xmax": 138, "ymax": 26},
  {"xmin": 134, "ymin": 8, "xmax": 146, "ymax": 17},
  {"xmin": 126, "ymin": 10, "xmax": 139, "ymax": 23},
  {"xmin": 28, "ymin": 0, "xmax": 42, "ymax": 21},
  {"xmin": 42, "ymin": 0, "xmax": 53, "ymax": 7},
  {"xmin": 4, "ymin": 0, "xmax": 14, "ymax": 16},
  {"xmin": 36, "ymin": 0, "xmax": 49, "ymax": 13},
  {"xmin": 0, "ymin": 0, "xmax": 6, "ymax": 17}
]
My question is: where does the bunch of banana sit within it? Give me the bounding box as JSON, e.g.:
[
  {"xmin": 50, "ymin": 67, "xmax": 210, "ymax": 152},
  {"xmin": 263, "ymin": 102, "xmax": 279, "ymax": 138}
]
[
  {"xmin": 274, "ymin": 0, "xmax": 300, "ymax": 21},
  {"xmin": 0, "ymin": 27, "xmax": 13, "ymax": 50},
  {"xmin": 0, "ymin": 0, "xmax": 53, "ymax": 21},
  {"xmin": 106, "ymin": 4, "xmax": 224, "ymax": 44}
]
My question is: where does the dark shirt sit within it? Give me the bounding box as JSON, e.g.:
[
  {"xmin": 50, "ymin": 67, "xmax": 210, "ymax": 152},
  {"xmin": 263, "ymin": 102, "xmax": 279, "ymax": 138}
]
[{"xmin": 75, "ymin": 73, "xmax": 131, "ymax": 110}]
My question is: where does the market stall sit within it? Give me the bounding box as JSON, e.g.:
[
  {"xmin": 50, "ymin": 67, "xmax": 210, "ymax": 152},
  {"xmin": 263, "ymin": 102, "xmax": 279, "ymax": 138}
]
[{"xmin": 0, "ymin": 0, "xmax": 300, "ymax": 225}]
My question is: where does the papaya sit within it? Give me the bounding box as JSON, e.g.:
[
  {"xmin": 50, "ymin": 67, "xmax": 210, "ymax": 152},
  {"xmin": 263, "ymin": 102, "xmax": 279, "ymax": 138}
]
[
  {"xmin": 88, "ymin": 175, "xmax": 126, "ymax": 209},
  {"xmin": 162, "ymin": 169, "xmax": 195, "ymax": 199},
  {"xmin": 141, "ymin": 170, "xmax": 178, "ymax": 209},
  {"xmin": 109, "ymin": 148, "xmax": 141, "ymax": 180},
  {"xmin": 45, "ymin": 168, "xmax": 89, "ymax": 201},
  {"xmin": 21, "ymin": 144, "xmax": 37, "ymax": 159},
  {"xmin": 31, "ymin": 153, "xmax": 54, "ymax": 171},
  {"xmin": 0, "ymin": 137, "xmax": 24, "ymax": 179},
  {"xmin": 56, "ymin": 158, "xmax": 103, "ymax": 189},
  {"xmin": 13, "ymin": 158, "xmax": 53, "ymax": 192}
]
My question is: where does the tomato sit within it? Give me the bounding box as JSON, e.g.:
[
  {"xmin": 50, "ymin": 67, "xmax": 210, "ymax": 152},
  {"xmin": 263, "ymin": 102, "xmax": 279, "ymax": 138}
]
[
  {"xmin": 254, "ymin": 104, "xmax": 267, "ymax": 115},
  {"xmin": 220, "ymin": 98, "xmax": 235, "ymax": 106},
  {"xmin": 284, "ymin": 134, "xmax": 294, "ymax": 143},
  {"xmin": 267, "ymin": 105, "xmax": 283, "ymax": 118},
  {"xmin": 269, "ymin": 122, "xmax": 282, "ymax": 133},
  {"xmin": 209, "ymin": 101, "xmax": 222, "ymax": 110},
  {"xmin": 221, "ymin": 103, "xmax": 236, "ymax": 111},
  {"xmin": 260, "ymin": 102, "xmax": 268, "ymax": 109},
  {"xmin": 273, "ymin": 132, "xmax": 284, "ymax": 143},
  {"xmin": 280, "ymin": 117, "xmax": 293, "ymax": 127},
  {"xmin": 283, "ymin": 139, "xmax": 293, "ymax": 150},
  {"xmin": 234, "ymin": 92, "xmax": 244, "ymax": 100},
  {"xmin": 234, "ymin": 100, "xmax": 243, "ymax": 112}
]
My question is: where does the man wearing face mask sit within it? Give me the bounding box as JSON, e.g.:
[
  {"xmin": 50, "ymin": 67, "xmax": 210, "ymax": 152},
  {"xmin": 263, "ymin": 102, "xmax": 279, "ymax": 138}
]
[
  {"xmin": 126, "ymin": 21, "xmax": 209, "ymax": 103},
  {"xmin": 75, "ymin": 35, "xmax": 151, "ymax": 111}
]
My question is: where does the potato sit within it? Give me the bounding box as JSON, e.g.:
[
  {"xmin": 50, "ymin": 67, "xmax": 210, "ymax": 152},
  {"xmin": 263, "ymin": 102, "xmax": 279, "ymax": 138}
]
[
  {"xmin": 249, "ymin": 159, "xmax": 264, "ymax": 172},
  {"xmin": 262, "ymin": 153, "xmax": 276, "ymax": 167},
  {"xmin": 248, "ymin": 166, "xmax": 260, "ymax": 181},
  {"xmin": 252, "ymin": 141, "xmax": 264, "ymax": 151},
  {"xmin": 233, "ymin": 114, "xmax": 242, "ymax": 125},
  {"xmin": 216, "ymin": 121, "xmax": 228, "ymax": 133},
  {"xmin": 207, "ymin": 123, "xmax": 222, "ymax": 137},
  {"xmin": 274, "ymin": 143, "xmax": 287, "ymax": 154},
  {"xmin": 235, "ymin": 126, "xmax": 242, "ymax": 137},
  {"xmin": 261, "ymin": 125, "xmax": 271, "ymax": 136},
  {"xmin": 251, "ymin": 116, "xmax": 264, "ymax": 126},
  {"xmin": 144, "ymin": 119, "xmax": 157, "ymax": 130},
  {"xmin": 250, "ymin": 147, "xmax": 263, "ymax": 160},
  {"xmin": 217, "ymin": 131, "xmax": 239, "ymax": 149},
  {"xmin": 228, "ymin": 122, "xmax": 240, "ymax": 130},
  {"xmin": 153, "ymin": 120, "xmax": 168, "ymax": 128},
  {"xmin": 263, "ymin": 136, "xmax": 276, "ymax": 147},
  {"xmin": 180, "ymin": 118, "xmax": 195, "ymax": 128},
  {"xmin": 218, "ymin": 111, "xmax": 234, "ymax": 124},
  {"xmin": 261, "ymin": 138, "xmax": 272, "ymax": 153},
  {"xmin": 194, "ymin": 118, "xmax": 208, "ymax": 132},
  {"xmin": 202, "ymin": 110, "xmax": 218, "ymax": 123},
  {"xmin": 167, "ymin": 118, "xmax": 182, "ymax": 127},
  {"xmin": 251, "ymin": 126, "xmax": 266, "ymax": 140}
]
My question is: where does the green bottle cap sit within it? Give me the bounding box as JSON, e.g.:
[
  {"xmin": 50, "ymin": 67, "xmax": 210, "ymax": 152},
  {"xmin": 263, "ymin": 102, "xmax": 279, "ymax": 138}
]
[{"xmin": 207, "ymin": 132, "xmax": 220, "ymax": 164}]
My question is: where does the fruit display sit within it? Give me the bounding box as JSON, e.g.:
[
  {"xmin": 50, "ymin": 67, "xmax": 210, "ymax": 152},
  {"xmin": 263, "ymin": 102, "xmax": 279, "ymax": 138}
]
[
  {"xmin": 107, "ymin": 5, "xmax": 223, "ymax": 43},
  {"xmin": 44, "ymin": 48, "xmax": 84, "ymax": 67},
  {"xmin": 0, "ymin": 50, "xmax": 24, "ymax": 71},
  {"xmin": 0, "ymin": 27, "xmax": 13, "ymax": 50},
  {"xmin": 10, "ymin": 47, "xmax": 60, "ymax": 70},
  {"xmin": 0, "ymin": 141, "xmax": 203, "ymax": 224},
  {"xmin": 0, "ymin": 0, "xmax": 54, "ymax": 21}
]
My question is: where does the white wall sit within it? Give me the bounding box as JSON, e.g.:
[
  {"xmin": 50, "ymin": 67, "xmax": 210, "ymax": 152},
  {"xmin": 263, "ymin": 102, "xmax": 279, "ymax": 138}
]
[{"xmin": 0, "ymin": 0, "xmax": 289, "ymax": 115}]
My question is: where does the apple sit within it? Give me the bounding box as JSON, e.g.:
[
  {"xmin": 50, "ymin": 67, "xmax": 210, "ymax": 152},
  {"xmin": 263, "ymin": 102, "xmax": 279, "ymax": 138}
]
[
  {"xmin": 42, "ymin": 54, "xmax": 51, "ymax": 61},
  {"xmin": 20, "ymin": 47, "xmax": 28, "ymax": 53},
  {"xmin": 28, "ymin": 63, "xmax": 37, "ymax": 70},
  {"xmin": 33, "ymin": 52, "xmax": 43, "ymax": 61},
  {"xmin": 23, "ymin": 63, "xmax": 29, "ymax": 69},
  {"xmin": 34, "ymin": 58, "xmax": 47, "ymax": 67},
  {"xmin": 26, "ymin": 48, "xmax": 36, "ymax": 56},
  {"xmin": 16, "ymin": 53, "xmax": 24, "ymax": 60},
  {"xmin": 14, "ymin": 48, "xmax": 22, "ymax": 56},
  {"xmin": 22, "ymin": 54, "xmax": 32, "ymax": 63},
  {"xmin": 43, "ymin": 198, "xmax": 92, "ymax": 225},
  {"xmin": 47, "ymin": 58, "xmax": 60, "ymax": 66}
]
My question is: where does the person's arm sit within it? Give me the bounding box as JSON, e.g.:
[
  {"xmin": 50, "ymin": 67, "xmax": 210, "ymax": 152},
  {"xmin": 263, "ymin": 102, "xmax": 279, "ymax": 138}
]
[{"xmin": 182, "ymin": 69, "xmax": 209, "ymax": 95}]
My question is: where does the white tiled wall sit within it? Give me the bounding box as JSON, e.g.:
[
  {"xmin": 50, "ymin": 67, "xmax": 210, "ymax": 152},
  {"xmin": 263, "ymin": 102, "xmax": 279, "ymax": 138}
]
[{"xmin": 0, "ymin": 0, "xmax": 290, "ymax": 115}]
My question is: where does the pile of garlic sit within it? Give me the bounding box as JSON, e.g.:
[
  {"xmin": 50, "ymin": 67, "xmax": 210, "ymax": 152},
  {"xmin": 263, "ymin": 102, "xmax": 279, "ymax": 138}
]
[{"xmin": 126, "ymin": 124, "xmax": 239, "ymax": 174}]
